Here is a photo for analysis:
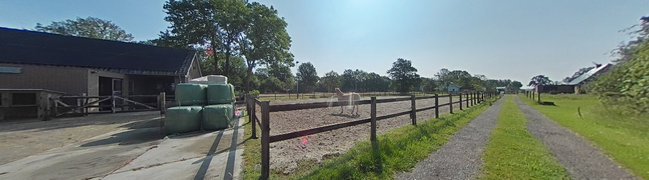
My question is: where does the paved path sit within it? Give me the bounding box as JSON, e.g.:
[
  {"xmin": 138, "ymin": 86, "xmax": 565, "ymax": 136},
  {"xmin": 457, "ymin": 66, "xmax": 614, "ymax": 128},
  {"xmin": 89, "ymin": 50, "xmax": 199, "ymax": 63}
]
[
  {"xmin": 0, "ymin": 116, "xmax": 245, "ymax": 180},
  {"xmin": 395, "ymin": 97, "xmax": 504, "ymax": 180},
  {"xmin": 514, "ymin": 96, "xmax": 638, "ymax": 180}
]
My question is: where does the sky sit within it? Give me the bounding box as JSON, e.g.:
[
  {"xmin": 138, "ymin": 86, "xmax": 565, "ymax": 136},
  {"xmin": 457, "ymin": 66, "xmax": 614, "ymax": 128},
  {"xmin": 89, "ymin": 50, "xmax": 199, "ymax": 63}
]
[{"xmin": 1, "ymin": 0, "xmax": 647, "ymax": 86}]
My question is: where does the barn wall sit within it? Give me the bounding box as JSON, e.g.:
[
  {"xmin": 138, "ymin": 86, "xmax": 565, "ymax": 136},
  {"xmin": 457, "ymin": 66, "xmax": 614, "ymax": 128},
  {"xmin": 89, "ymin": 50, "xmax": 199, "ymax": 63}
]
[
  {"xmin": 86, "ymin": 70, "xmax": 128, "ymax": 96},
  {"xmin": 0, "ymin": 63, "xmax": 89, "ymax": 95}
]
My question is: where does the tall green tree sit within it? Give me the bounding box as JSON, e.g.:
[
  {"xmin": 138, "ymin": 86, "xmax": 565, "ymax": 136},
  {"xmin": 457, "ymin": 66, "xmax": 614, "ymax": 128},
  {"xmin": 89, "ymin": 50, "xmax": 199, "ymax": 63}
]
[
  {"xmin": 321, "ymin": 71, "xmax": 342, "ymax": 92},
  {"xmin": 528, "ymin": 75, "xmax": 552, "ymax": 86},
  {"xmin": 162, "ymin": 0, "xmax": 250, "ymax": 77},
  {"xmin": 35, "ymin": 17, "xmax": 134, "ymax": 41},
  {"xmin": 296, "ymin": 62, "xmax": 319, "ymax": 93},
  {"xmin": 387, "ymin": 58, "xmax": 420, "ymax": 94},
  {"xmin": 241, "ymin": 2, "xmax": 293, "ymax": 92}
]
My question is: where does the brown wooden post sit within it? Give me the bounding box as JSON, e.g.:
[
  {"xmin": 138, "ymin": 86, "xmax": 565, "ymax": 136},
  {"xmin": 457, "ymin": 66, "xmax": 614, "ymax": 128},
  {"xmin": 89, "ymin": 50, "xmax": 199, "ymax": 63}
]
[
  {"xmin": 370, "ymin": 97, "xmax": 377, "ymax": 142},
  {"xmin": 160, "ymin": 92, "xmax": 166, "ymax": 115},
  {"xmin": 434, "ymin": 94, "xmax": 439, "ymax": 118},
  {"xmin": 449, "ymin": 93, "xmax": 453, "ymax": 114},
  {"xmin": 410, "ymin": 95, "xmax": 416, "ymax": 125},
  {"xmin": 465, "ymin": 93, "xmax": 469, "ymax": 108},
  {"xmin": 260, "ymin": 101, "xmax": 270, "ymax": 180},
  {"xmin": 250, "ymin": 95, "xmax": 257, "ymax": 139},
  {"xmin": 537, "ymin": 91, "xmax": 541, "ymax": 104},
  {"xmin": 459, "ymin": 92, "xmax": 463, "ymax": 110},
  {"xmin": 532, "ymin": 91, "xmax": 535, "ymax": 100}
]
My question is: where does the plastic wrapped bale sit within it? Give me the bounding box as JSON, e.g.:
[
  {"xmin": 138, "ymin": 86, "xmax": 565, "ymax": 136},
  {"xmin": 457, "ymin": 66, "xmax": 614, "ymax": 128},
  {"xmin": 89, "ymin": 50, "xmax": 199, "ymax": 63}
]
[
  {"xmin": 206, "ymin": 84, "xmax": 235, "ymax": 104},
  {"xmin": 175, "ymin": 83, "xmax": 207, "ymax": 106},
  {"xmin": 202, "ymin": 104, "xmax": 233, "ymax": 130},
  {"xmin": 165, "ymin": 106, "xmax": 202, "ymax": 134}
]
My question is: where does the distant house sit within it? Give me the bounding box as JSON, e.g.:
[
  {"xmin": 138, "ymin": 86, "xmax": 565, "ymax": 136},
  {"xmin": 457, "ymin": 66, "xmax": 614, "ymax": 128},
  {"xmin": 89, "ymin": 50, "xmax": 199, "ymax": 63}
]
[
  {"xmin": 538, "ymin": 63, "xmax": 612, "ymax": 94},
  {"xmin": 0, "ymin": 27, "xmax": 202, "ymax": 97},
  {"xmin": 446, "ymin": 84, "xmax": 460, "ymax": 92},
  {"xmin": 496, "ymin": 86, "xmax": 506, "ymax": 94}
]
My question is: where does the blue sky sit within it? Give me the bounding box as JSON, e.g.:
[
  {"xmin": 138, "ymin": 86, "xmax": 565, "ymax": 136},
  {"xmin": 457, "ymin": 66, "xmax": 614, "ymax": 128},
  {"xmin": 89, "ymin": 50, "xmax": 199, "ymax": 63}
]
[{"xmin": 1, "ymin": 0, "xmax": 647, "ymax": 85}]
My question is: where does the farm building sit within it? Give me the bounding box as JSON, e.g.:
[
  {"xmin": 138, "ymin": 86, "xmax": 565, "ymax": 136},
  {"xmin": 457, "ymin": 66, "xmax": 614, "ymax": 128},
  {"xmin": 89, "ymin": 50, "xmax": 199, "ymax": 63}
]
[
  {"xmin": 538, "ymin": 63, "xmax": 613, "ymax": 94},
  {"xmin": 446, "ymin": 84, "xmax": 460, "ymax": 92},
  {"xmin": 0, "ymin": 27, "xmax": 202, "ymax": 97}
]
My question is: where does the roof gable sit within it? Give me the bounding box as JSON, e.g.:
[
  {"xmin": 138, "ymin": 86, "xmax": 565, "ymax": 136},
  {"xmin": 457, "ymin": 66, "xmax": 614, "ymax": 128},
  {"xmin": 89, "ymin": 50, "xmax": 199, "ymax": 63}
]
[
  {"xmin": 564, "ymin": 64, "xmax": 612, "ymax": 85},
  {"xmin": 0, "ymin": 27, "xmax": 196, "ymax": 76}
]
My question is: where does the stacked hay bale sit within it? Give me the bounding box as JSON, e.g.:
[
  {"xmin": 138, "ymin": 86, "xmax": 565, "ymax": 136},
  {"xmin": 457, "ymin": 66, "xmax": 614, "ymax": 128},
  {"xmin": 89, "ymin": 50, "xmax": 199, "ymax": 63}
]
[{"xmin": 165, "ymin": 75, "xmax": 235, "ymax": 135}]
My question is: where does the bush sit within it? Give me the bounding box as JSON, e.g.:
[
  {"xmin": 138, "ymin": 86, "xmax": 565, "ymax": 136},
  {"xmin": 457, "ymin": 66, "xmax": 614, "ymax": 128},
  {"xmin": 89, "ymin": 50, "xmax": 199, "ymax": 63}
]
[{"xmin": 590, "ymin": 39, "xmax": 649, "ymax": 112}]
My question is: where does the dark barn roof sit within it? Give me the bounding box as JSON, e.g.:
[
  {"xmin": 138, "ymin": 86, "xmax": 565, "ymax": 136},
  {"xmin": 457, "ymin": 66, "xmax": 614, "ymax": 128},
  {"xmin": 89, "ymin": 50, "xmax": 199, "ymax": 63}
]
[{"xmin": 0, "ymin": 27, "xmax": 196, "ymax": 76}]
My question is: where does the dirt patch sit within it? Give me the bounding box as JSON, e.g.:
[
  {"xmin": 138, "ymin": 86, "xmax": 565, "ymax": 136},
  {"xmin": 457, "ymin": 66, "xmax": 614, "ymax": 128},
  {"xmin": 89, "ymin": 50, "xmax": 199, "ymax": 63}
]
[
  {"xmin": 253, "ymin": 96, "xmax": 462, "ymax": 173},
  {"xmin": 0, "ymin": 112, "xmax": 162, "ymax": 165}
]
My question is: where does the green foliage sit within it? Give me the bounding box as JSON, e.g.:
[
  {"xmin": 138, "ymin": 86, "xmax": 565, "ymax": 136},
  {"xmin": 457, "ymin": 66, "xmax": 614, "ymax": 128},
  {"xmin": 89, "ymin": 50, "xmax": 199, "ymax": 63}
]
[
  {"xmin": 480, "ymin": 96, "xmax": 569, "ymax": 179},
  {"xmin": 528, "ymin": 75, "xmax": 552, "ymax": 87},
  {"xmin": 519, "ymin": 94, "xmax": 649, "ymax": 179},
  {"xmin": 590, "ymin": 38, "xmax": 649, "ymax": 112},
  {"xmin": 297, "ymin": 62, "xmax": 319, "ymax": 93},
  {"xmin": 387, "ymin": 58, "xmax": 420, "ymax": 94},
  {"xmin": 320, "ymin": 71, "xmax": 341, "ymax": 92},
  {"xmin": 35, "ymin": 16, "xmax": 134, "ymax": 41}
]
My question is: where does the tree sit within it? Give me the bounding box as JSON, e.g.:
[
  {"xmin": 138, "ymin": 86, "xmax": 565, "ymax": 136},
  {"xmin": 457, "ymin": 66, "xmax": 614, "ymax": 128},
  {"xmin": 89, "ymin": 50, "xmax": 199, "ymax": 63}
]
[
  {"xmin": 296, "ymin": 62, "xmax": 319, "ymax": 93},
  {"xmin": 242, "ymin": 2, "xmax": 293, "ymax": 92},
  {"xmin": 387, "ymin": 58, "xmax": 420, "ymax": 94},
  {"xmin": 507, "ymin": 81, "xmax": 523, "ymax": 92},
  {"xmin": 163, "ymin": 0, "xmax": 250, "ymax": 77},
  {"xmin": 35, "ymin": 17, "xmax": 134, "ymax": 41},
  {"xmin": 321, "ymin": 71, "xmax": 341, "ymax": 92},
  {"xmin": 528, "ymin": 75, "xmax": 552, "ymax": 86}
]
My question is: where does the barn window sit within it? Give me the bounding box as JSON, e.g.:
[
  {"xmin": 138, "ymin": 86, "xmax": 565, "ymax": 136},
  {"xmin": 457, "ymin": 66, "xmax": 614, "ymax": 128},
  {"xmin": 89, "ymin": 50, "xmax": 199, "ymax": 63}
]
[
  {"xmin": 12, "ymin": 93, "xmax": 36, "ymax": 105},
  {"xmin": 0, "ymin": 66, "xmax": 22, "ymax": 74}
]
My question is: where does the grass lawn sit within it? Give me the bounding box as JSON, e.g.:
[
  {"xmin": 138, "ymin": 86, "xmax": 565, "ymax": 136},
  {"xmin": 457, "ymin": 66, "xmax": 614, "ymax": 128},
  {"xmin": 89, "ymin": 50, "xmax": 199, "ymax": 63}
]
[
  {"xmin": 480, "ymin": 96, "xmax": 569, "ymax": 179},
  {"xmin": 241, "ymin": 96, "xmax": 500, "ymax": 179},
  {"xmin": 518, "ymin": 94, "xmax": 649, "ymax": 179}
]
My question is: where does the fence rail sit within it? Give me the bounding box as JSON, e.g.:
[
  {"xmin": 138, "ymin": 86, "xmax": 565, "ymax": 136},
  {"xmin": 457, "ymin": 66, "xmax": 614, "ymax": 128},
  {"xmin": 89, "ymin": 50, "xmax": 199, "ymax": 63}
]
[{"xmin": 247, "ymin": 91, "xmax": 496, "ymax": 179}]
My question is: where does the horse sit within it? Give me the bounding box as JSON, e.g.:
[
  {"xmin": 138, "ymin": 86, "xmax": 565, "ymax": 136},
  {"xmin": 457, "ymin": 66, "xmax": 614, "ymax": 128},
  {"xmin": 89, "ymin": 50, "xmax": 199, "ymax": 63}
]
[{"xmin": 335, "ymin": 88, "xmax": 361, "ymax": 115}]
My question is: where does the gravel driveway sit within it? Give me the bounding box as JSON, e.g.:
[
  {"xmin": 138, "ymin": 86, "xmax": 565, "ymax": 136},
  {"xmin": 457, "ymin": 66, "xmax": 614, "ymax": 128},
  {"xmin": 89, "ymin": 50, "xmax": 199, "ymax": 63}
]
[
  {"xmin": 514, "ymin": 96, "xmax": 638, "ymax": 179},
  {"xmin": 395, "ymin": 97, "xmax": 503, "ymax": 179}
]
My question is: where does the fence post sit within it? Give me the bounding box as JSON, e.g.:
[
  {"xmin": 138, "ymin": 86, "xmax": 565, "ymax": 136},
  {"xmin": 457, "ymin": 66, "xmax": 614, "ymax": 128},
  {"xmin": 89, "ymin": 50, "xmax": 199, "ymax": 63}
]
[
  {"xmin": 537, "ymin": 91, "xmax": 541, "ymax": 104},
  {"xmin": 248, "ymin": 95, "xmax": 257, "ymax": 139},
  {"xmin": 111, "ymin": 95, "xmax": 116, "ymax": 113},
  {"xmin": 459, "ymin": 93, "xmax": 463, "ymax": 110},
  {"xmin": 480, "ymin": 92, "xmax": 484, "ymax": 102},
  {"xmin": 465, "ymin": 93, "xmax": 469, "ymax": 108},
  {"xmin": 410, "ymin": 95, "xmax": 416, "ymax": 125},
  {"xmin": 434, "ymin": 94, "xmax": 439, "ymax": 118},
  {"xmin": 371, "ymin": 97, "xmax": 377, "ymax": 142},
  {"xmin": 449, "ymin": 93, "xmax": 453, "ymax": 114},
  {"xmin": 261, "ymin": 101, "xmax": 270, "ymax": 180},
  {"xmin": 532, "ymin": 91, "xmax": 535, "ymax": 100},
  {"xmin": 159, "ymin": 92, "xmax": 166, "ymax": 115}
]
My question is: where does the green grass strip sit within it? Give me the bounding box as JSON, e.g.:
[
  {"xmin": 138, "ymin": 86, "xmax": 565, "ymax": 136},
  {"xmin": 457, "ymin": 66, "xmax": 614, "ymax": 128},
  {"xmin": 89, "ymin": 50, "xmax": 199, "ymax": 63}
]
[
  {"xmin": 241, "ymin": 97, "xmax": 499, "ymax": 179},
  {"xmin": 518, "ymin": 94, "xmax": 649, "ymax": 179},
  {"xmin": 480, "ymin": 96, "xmax": 569, "ymax": 179}
]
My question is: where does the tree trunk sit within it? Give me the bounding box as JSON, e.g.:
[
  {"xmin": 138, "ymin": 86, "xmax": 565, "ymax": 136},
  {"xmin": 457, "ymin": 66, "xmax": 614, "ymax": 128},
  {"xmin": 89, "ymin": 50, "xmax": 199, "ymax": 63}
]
[
  {"xmin": 246, "ymin": 65, "xmax": 254, "ymax": 93},
  {"xmin": 225, "ymin": 46, "xmax": 231, "ymax": 77},
  {"xmin": 210, "ymin": 41, "xmax": 219, "ymax": 75}
]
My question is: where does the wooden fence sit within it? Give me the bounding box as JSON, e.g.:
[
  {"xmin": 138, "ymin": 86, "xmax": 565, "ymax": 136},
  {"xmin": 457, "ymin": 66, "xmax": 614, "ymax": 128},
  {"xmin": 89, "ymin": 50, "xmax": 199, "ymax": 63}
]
[
  {"xmin": 258, "ymin": 91, "xmax": 451, "ymax": 101},
  {"xmin": 524, "ymin": 89, "xmax": 541, "ymax": 103},
  {"xmin": 246, "ymin": 91, "xmax": 495, "ymax": 179}
]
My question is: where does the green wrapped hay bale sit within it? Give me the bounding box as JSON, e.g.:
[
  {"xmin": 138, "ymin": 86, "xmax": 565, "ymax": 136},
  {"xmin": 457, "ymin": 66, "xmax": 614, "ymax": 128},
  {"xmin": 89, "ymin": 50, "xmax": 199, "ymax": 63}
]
[
  {"xmin": 165, "ymin": 106, "xmax": 202, "ymax": 134},
  {"xmin": 175, "ymin": 83, "xmax": 207, "ymax": 106},
  {"xmin": 206, "ymin": 84, "xmax": 235, "ymax": 104},
  {"xmin": 202, "ymin": 104, "xmax": 233, "ymax": 130}
]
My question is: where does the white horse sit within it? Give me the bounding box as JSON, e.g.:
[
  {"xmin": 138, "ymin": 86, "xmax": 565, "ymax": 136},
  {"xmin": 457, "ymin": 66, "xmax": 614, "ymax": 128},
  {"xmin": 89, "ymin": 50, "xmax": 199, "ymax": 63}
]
[{"xmin": 335, "ymin": 88, "xmax": 361, "ymax": 115}]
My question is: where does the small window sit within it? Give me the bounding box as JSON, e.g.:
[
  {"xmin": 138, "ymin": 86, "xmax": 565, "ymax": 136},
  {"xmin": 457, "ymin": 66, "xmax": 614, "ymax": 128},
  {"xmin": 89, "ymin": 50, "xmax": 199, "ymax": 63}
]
[
  {"xmin": 0, "ymin": 66, "xmax": 22, "ymax": 74},
  {"xmin": 12, "ymin": 93, "xmax": 36, "ymax": 105}
]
